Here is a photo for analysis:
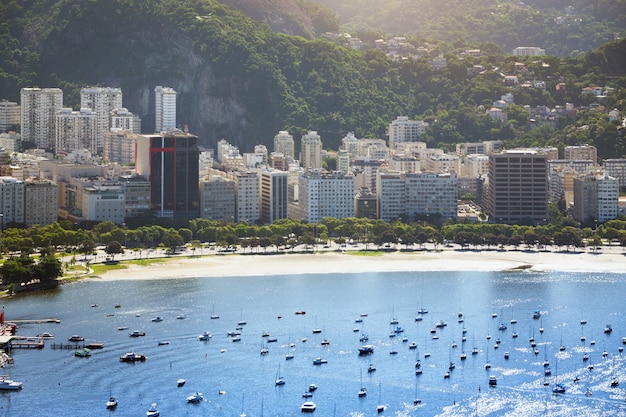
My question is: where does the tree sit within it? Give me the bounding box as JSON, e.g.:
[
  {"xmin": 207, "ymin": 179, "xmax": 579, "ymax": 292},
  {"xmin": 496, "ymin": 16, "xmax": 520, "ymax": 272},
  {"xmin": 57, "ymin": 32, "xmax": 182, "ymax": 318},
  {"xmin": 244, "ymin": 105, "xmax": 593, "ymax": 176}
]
[
  {"xmin": 35, "ymin": 255, "xmax": 63, "ymax": 283},
  {"xmin": 105, "ymin": 241, "xmax": 124, "ymax": 260},
  {"xmin": 162, "ymin": 230, "xmax": 184, "ymax": 254}
]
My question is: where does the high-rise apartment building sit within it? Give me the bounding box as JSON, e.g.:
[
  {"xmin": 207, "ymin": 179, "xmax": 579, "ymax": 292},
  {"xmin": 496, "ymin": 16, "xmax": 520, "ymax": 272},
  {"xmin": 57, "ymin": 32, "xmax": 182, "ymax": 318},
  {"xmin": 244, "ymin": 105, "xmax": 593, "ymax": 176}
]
[
  {"xmin": 110, "ymin": 108, "xmax": 141, "ymax": 133},
  {"xmin": 603, "ymin": 159, "xmax": 626, "ymax": 190},
  {"xmin": 103, "ymin": 130, "xmax": 139, "ymax": 164},
  {"xmin": 55, "ymin": 108, "xmax": 97, "ymax": 154},
  {"xmin": 24, "ymin": 178, "xmax": 58, "ymax": 227},
  {"xmin": 573, "ymin": 172, "xmax": 619, "ymax": 224},
  {"xmin": 0, "ymin": 176, "xmax": 25, "ymax": 226},
  {"xmin": 388, "ymin": 116, "xmax": 429, "ymax": 149},
  {"xmin": 20, "ymin": 87, "xmax": 63, "ymax": 150},
  {"xmin": 297, "ymin": 170, "xmax": 355, "ymax": 223},
  {"xmin": 273, "ymin": 131, "xmax": 295, "ymax": 161},
  {"xmin": 199, "ymin": 176, "xmax": 235, "ymax": 222},
  {"xmin": 154, "ymin": 86, "xmax": 177, "ymax": 132},
  {"xmin": 80, "ymin": 87, "xmax": 123, "ymax": 152},
  {"xmin": 487, "ymin": 150, "xmax": 548, "ymax": 224},
  {"xmin": 234, "ymin": 170, "xmax": 260, "ymax": 223},
  {"xmin": 300, "ymin": 131, "xmax": 323, "ymax": 170},
  {"xmin": 260, "ymin": 169, "xmax": 288, "ymax": 224},
  {"xmin": 0, "ymin": 100, "xmax": 20, "ymax": 132},
  {"xmin": 136, "ymin": 132, "xmax": 199, "ymax": 220}
]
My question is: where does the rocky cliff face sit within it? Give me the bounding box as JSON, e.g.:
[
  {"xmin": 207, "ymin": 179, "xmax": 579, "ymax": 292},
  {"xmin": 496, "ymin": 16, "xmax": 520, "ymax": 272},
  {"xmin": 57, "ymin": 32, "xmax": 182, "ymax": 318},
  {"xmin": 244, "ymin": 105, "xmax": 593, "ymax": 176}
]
[{"xmin": 220, "ymin": 0, "xmax": 315, "ymax": 37}]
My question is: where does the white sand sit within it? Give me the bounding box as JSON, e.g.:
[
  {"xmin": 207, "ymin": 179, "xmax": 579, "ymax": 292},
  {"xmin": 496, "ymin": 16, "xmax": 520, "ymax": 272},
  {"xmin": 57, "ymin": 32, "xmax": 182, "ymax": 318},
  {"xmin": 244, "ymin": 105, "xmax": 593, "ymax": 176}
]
[{"xmin": 93, "ymin": 246, "xmax": 626, "ymax": 281}]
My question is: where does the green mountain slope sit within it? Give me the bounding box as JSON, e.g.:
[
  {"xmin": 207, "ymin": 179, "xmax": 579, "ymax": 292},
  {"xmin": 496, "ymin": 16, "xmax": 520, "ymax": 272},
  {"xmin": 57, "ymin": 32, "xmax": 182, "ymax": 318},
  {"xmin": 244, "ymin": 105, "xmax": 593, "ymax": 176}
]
[{"xmin": 1, "ymin": 0, "xmax": 625, "ymax": 158}]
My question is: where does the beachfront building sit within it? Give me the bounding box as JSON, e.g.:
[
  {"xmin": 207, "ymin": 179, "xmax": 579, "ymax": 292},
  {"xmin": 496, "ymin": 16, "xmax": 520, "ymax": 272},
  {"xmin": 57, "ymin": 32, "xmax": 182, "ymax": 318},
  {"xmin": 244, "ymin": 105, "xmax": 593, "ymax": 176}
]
[
  {"xmin": 404, "ymin": 172, "xmax": 458, "ymax": 222},
  {"xmin": 260, "ymin": 168, "xmax": 288, "ymax": 224},
  {"xmin": 273, "ymin": 131, "xmax": 295, "ymax": 161},
  {"xmin": 573, "ymin": 172, "xmax": 619, "ymax": 224},
  {"xmin": 0, "ymin": 177, "xmax": 25, "ymax": 226},
  {"xmin": 300, "ymin": 130, "xmax": 323, "ymax": 170},
  {"xmin": 120, "ymin": 174, "xmax": 151, "ymax": 220},
  {"xmin": 24, "ymin": 178, "xmax": 57, "ymax": 227},
  {"xmin": 487, "ymin": 150, "xmax": 548, "ymax": 225},
  {"xmin": 0, "ymin": 100, "xmax": 20, "ymax": 133},
  {"xmin": 233, "ymin": 170, "xmax": 260, "ymax": 223},
  {"xmin": 154, "ymin": 86, "xmax": 177, "ymax": 132},
  {"xmin": 20, "ymin": 87, "xmax": 63, "ymax": 150},
  {"xmin": 135, "ymin": 131, "xmax": 200, "ymax": 220},
  {"xmin": 199, "ymin": 175, "xmax": 236, "ymax": 222},
  {"xmin": 377, "ymin": 171, "xmax": 405, "ymax": 221},
  {"xmin": 296, "ymin": 170, "xmax": 355, "ymax": 223},
  {"xmin": 388, "ymin": 116, "xmax": 429, "ymax": 150}
]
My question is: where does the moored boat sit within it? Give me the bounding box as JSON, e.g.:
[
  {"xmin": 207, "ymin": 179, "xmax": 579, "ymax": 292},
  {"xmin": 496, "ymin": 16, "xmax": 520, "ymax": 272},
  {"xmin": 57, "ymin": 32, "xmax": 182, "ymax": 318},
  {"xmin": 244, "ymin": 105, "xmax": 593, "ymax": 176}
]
[
  {"xmin": 106, "ymin": 396, "xmax": 118, "ymax": 409},
  {"xmin": 120, "ymin": 351, "xmax": 147, "ymax": 362},
  {"xmin": 74, "ymin": 347, "xmax": 91, "ymax": 357},
  {"xmin": 186, "ymin": 391, "xmax": 204, "ymax": 403},
  {"xmin": 0, "ymin": 376, "xmax": 22, "ymax": 390},
  {"xmin": 301, "ymin": 401, "xmax": 316, "ymax": 412},
  {"xmin": 146, "ymin": 402, "xmax": 159, "ymax": 417}
]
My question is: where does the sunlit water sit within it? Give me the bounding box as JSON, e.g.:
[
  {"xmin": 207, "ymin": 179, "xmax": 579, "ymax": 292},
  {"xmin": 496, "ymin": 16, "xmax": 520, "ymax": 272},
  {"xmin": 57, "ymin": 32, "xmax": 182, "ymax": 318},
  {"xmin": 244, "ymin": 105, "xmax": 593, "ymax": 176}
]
[{"xmin": 2, "ymin": 270, "xmax": 626, "ymax": 416}]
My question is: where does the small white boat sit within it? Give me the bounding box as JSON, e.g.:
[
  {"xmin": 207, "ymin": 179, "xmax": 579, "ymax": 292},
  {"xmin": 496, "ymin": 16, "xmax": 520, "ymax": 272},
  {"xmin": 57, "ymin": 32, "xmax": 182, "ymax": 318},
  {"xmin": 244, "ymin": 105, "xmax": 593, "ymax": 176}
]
[
  {"xmin": 37, "ymin": 332, "xmax": 54, "ymax": 339},
  {"xmin": 489, "ymin": 375, "xmax": 497, "ymax": 386},
  {"xmin": 158, "ymin": 340, "xmax": 170, "ymax": 346},
  {"xmin": 0, "ymin": 376, "xmax": 22, "ymax": 390},
  {"xmin": 177, "ymin": 379, "xmax": 186, "ymax": 387},
  {"xmin": 301, "ymin": 401, "xmax": 316, "ymax": 412},
  {"xmin": 106, "ymin": 396, "xmax": 118, "ymax": 409},
  {"xmin": 186, "ymin": 391, "xmax": 204, "ymax": 403},
  {"xmin": 146, "ymin": 402, "xmax": 160, "ymax": 417},
  {"xmin": 176, "ymin": 314, "xmax": 186, "ymax": 320},
  {"xmin": 198, "ymin": 331, "xmax": 212, "ymax": 341}
]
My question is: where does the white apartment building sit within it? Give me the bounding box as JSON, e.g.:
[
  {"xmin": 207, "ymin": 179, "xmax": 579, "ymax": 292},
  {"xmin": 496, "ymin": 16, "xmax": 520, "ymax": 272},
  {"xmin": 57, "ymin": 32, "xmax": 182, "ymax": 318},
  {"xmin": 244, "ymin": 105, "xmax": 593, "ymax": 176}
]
[
  {"xmin": 110, "ymin": 108, "xmax": 141, "ymax": 133},
  {"xmin": 424, "ymin": 153, "xmax": 459, "ymax": 174},
  {"xmin": 0, "ymin": 100, "xmax": 20, "ymax": 132},
  {"xmin": 461, "ymin": 154, "xmax": 490, "ymax": 178},
  {"xmin": 80, "ymin": 182, "xmax": 125, "ymax": 224},
  {"xmin": 103, "ymin": 130, "xmax": 139, "ymax": 164},
  {"xmin": 234, "ymin": 170, "xmax": 260, "ymax": 223},
  {"xmin": 564, "ymin": 145, "xmax": 597, "ymax": 165},
  {"xmin": 388, "ymin": 116, "xmax": 429, "ymax": 149},
  {"xmin": 0, "ymin": 132, "xmax": 20, "ymax": 153},
  {"xmin": 55, "ymin": 108, "xmax": 98, "ymax": 154},
  {"xmin": 24, "ymin": 178, "xmax": 57, "ymax": 227},
  {"xmin": 455, "ymin": 141, "xmax": 501, "ymax": 156},
  {"xmin": 20, "ymin": 87, "xmax": 63, "ymax": 150},
  {"xmin": 336, "ymin": 149, "xmax": 350, "ymax": 173},
  {"xmin": 260, "ymin": 169, "xmax": 288, "ymax": 224},
  {"xmin": 376, "ymin": 172, "xmax": 406, "ymax": 222},
  {"xmin": 0, "ymin": 176, "xmax": 25, "ymax": 226},
  {"xmin": 199, "ymin": 175, "xmax": 236, "ymax": 222},
  {"xmin": 512, "ymin": 47, "xmax": 546, "ymax": 56},
  {"xmin": 352, "ymin": 158, "xmax": 383, "ymax": 193},
  {"xmin": 604, "ymin": 159, "xmax": 626, "ymax": 190},
  {"xmin": 389, "ymin": 155, "xmax": 420, "ymax": 173},
  {"xmin": 273, "ymin": 131, "xmax": 295, "ymax": 161},
  {"xmin": 300, "ymin": 130, "xmax": 323, "ymax": 170},
  {"xmin": 155, "ymin": 86, "xmax": 177, "ymax": 132},
  {"xmin": 81, "ymin": 87, "xmax": 123, "ymax": 152},
  {"xmin": 297, "ymin": 170, "xmax": 355, "ymax": 223},
  {"xmin": 341, "ymin": 132, "xmax": 360, "ymax": 156},
  {"xmin": 405, "ymin": 172, "xmax": 458, "ymax": 221}
]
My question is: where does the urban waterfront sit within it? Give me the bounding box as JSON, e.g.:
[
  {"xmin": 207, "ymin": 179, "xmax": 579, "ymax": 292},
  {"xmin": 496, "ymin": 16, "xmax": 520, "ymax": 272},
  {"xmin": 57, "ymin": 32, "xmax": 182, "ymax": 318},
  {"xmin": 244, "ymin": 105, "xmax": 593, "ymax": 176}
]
[{"xmin": 1, "ymin": 270, "xmax": 626, "ymax": 416}]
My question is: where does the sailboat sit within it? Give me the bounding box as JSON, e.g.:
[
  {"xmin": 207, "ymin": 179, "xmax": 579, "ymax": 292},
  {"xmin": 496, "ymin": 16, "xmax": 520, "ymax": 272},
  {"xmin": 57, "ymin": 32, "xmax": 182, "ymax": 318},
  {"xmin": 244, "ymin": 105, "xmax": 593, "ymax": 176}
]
[
  {"xmin": 413, "ymin": 379, "xmax": 422, "ymax": 405},
  {"xmin": 238, "ymin": 308, "xmax": 247, "ymax": 326},
  {"xmin": 552, "ymin": 358, "xmax": 566, "ymax": 394},
  {"xmin": 210, "ymin": 304, "xmax": 219, "ymax": 319},
  {"xmin": 275, "ymin": 363, "xmax": 285, "ymax": 386},
  {"xmin": 239, "ymin": 393, "xmax": 247, "ymax": 417},
  {"xmin": 105, "ymin": 390, "xmax": 117, "ymax": 409},
  {"xmin": 358, "ymin": 369, "xmax": 367, "ymax": 397},
  {"xmin": 485, "ymin": 343, "xmax": 491, "ymax": 370},
  {"xmin": 376, "ymin": 382, "xmax": 385, "ymax": 413}
]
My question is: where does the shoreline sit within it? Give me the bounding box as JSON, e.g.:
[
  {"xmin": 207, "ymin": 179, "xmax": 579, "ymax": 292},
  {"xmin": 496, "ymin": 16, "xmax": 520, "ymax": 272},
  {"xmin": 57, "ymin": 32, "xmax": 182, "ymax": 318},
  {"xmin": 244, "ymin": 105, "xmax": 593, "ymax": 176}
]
[{"xmin": 91, "ymin": 246, "xmax": 626, "ymax": 281}]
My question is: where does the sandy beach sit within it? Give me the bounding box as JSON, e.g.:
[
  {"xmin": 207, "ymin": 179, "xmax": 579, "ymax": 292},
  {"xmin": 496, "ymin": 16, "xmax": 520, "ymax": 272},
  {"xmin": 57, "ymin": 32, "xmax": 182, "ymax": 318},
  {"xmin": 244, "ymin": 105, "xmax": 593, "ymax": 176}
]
[{"xmin": 94, "ymin": 246, "xmax": 626, "ymax": 281}]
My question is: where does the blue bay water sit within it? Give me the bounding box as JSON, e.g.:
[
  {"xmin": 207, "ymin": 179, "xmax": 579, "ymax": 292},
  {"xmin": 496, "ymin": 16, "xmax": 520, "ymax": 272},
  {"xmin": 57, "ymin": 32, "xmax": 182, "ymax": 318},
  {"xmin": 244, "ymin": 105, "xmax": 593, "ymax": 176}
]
[{"xmin": 1, "ymin": 270, "xmax": 626, "ymax": 416}]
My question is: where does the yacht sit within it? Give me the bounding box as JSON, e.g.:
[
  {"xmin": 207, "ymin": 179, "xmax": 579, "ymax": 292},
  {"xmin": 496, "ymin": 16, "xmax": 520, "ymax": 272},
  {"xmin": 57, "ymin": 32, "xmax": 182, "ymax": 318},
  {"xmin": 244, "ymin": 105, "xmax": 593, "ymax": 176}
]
[
  {"xmin": 198, "ymin": 331, "xmax": 212, "ymax": 341},
  {"xmin": 301, "ymin": 401, "xmax": 316, "ymax": 412},
  {"xmin": 0, "ymin": 376, "xmax": 22, "ymax": 390},
  {"xmin": 186, "ymin": 392, "xmax": 204, "ymax": 403},
  {"xmin": 119, "ymin": 352, "xmax": 147, "ymax": 362},
  {"xmin": 146, "ymin": 403, "xmax": 159, "ymax": 417}
]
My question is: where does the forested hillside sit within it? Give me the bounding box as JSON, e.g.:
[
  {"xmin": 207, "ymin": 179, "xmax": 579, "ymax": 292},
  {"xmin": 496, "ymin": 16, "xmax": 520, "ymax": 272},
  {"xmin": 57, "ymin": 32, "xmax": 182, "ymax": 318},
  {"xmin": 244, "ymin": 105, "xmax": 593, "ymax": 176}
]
[
  {"xmin": 315, "ymin": 0, "xmax": 626, "ymax": 57},
  {"xmin": 1, "ymin": 0, "xmax": 625, "ymax": 159}
]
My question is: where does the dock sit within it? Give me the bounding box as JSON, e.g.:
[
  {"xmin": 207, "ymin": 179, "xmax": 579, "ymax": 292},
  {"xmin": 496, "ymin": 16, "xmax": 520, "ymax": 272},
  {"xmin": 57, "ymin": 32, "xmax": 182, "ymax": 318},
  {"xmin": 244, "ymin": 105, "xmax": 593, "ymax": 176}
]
[
  {"xmin": 50, "ymin": 342, "xmax": 104, "ymax": 350},
  {"xmin": 9, "ymin": 318, "xmax": 61, "ymax": 324},
  {"xmin": 10, "ymin": 337, "xmax": 45, "ymax": 349}
]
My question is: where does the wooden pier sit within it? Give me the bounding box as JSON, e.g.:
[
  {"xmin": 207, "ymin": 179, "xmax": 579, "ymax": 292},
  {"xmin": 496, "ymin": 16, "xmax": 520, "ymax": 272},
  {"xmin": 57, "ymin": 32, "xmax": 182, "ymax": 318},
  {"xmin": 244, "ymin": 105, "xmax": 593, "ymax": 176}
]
[
  {"xmin": 50, "ymin": 342, "xmax": 104, "ymax": 350},
  {"xmin": 10, "ymin": 337, "xmax": 45, "ymax": 349}
]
